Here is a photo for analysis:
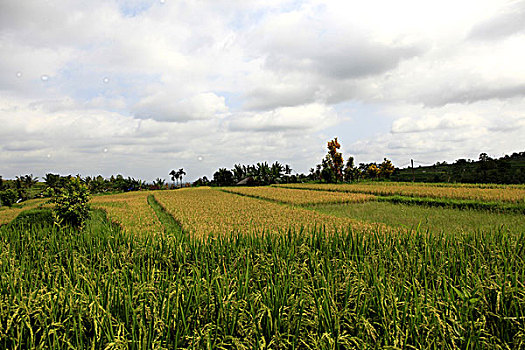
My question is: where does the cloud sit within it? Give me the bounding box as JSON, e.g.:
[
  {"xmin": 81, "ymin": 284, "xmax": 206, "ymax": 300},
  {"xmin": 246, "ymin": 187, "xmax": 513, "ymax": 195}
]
[
  {"xmin": 469, "ymin": 1, "xmax": 525, "ymax": 40},
  {"xmin": 228, "ymin": 103, "xmax": 338, "ymax": 132},
  {"xmin": 391, "ymin": 113, "xmax": 485, "ymax": 133},
  {"xmin": 1, "ymin": 0, "xmax": 525, "ymax": 180},
  {"xmin": 134, "ymin": 92, "xmax": 228, "ymax": 122}
]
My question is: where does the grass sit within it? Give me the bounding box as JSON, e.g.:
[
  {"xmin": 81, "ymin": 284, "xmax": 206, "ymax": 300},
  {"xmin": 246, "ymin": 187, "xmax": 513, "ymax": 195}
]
[
  {"xmin": 307, "ymin": 200, "xmax": 525, "ymax": 233},
  {"xmin": 0, "ymin": 202, "xmax": 524, "ymax": 348}
]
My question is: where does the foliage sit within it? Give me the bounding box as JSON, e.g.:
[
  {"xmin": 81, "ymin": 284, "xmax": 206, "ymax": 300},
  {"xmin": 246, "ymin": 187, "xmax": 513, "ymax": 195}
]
[
  {"xmin": 392, "ymin": 151, "xmax": 525, "ymax": 184},
  {"xmin": 379, "ymin": 158, "xmax": 395, "ymax": 178},
  {"xmin": 212, "ymin": 168, "xmax": 235, "ymax": 186},
  {"xmin": 343, "ymin": 156, "xmax": 359, "ymax": 181},
  {"xmin": 0, "ymin": 189, "xmax": 18, "ymax": 207},
  {"xmin": 229, "ymin": 161, "xmax": 293, "ymax": 185},
  {"xmin": 169, "ymin": 168, "xmax": 186, "ymax": 187},
  {"xmin": 152, "ymin": 178, "xmax": 166, "ymax": 190},
  {"xmin": 193, "ymin": 176, "xmax": 210, "ymax": 186},
  {"xmin": 51, "ymin": 177, "xmax": 91, "ymax": 229},
  {"xmin": 326, "ymin": 137, "xmax": 344, "ymax": 182},
  {"xmin": 367, "ymin": 164, "xmax": 380, "ymax": 179}
]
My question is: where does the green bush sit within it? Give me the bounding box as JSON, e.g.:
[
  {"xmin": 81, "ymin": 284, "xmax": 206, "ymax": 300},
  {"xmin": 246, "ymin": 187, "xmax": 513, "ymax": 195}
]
[
  {"xmin": 51, "ymin": 177, "xmax": 91, "ymax": 229},
  {"xmin": 0, "ymin": 189, "xmax": 18, "ymax": 207}
]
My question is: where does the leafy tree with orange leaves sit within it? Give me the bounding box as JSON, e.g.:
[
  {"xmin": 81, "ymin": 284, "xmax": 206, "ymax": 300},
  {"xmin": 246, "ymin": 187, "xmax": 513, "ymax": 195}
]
[{"xmin": 325, "ymin": 138, "xmax": 344, "ymax": 182}]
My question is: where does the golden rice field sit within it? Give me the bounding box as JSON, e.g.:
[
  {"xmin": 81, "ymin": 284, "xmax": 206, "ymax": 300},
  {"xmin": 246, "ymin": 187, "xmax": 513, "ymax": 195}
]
[
  {"xmin": 154, "ymin": 187, "xmax": 384, "ymax": 237},
  {"xmin": 90, "ymin": 191, "xmax": 163, "ymax": 235},
  {"xmin": 0, "ymin": 198, "xmax": 46, "ymax": 226},
  {"xmin": 222, "ymin": 186, "xmax": 374, "ymax": 205},
  {"xmin": 277, "ymin": 182, "xmax": 525, "ymax": 203}
]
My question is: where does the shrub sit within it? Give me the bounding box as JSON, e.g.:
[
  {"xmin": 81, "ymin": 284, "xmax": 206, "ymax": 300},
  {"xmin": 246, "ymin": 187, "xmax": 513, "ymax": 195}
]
[
  {"xmin": 0, "ymin": 189, "xmax": 18, "ymax": 207},
  {"xmin": 51, "ymin": 177, "xmax": 91, "ymax": 229}
]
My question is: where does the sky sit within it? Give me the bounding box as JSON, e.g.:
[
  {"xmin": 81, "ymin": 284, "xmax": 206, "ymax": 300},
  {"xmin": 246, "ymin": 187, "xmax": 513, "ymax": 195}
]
[{"xmin": 1, "ymin": 0, "xmax": 524, "ymax": 182}]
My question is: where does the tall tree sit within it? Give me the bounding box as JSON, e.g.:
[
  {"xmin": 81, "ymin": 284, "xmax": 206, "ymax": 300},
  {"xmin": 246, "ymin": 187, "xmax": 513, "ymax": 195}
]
[
  {"xmin": 319, "ymin": 138, "xmax": 344, "ymax": 183},
  {"xmin": 344, "ymin": 156, "xmax": 358, "ymax": 182},
  {"xmin": 169, "ymin": 169, "xmax": 177, "ymax": 187},
  {"xmin": 177, "ymin": 168, "xmax": 186, "ymax": 187},
  {"xmin": 232, "ymin": 164, "xmax": 246, "ymax": 183}
]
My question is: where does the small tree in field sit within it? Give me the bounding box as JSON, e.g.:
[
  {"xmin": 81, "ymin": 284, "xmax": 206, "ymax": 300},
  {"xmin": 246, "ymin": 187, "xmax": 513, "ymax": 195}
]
[{"xmin": 51, "ymin": 177, "xmax": 90, "ymax": 229}]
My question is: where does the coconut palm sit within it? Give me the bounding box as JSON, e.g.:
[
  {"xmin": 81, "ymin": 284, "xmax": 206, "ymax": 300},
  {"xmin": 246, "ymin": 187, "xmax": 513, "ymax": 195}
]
[{"xmin": 177, "ymin": 168, "xmax": 186, "ymax": 187}]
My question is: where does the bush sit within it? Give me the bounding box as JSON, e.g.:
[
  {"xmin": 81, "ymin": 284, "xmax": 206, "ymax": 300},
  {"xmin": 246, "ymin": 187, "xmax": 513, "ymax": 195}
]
[
  {"xmin": 0, "ymin": 189, "xmax": 18, "ymax": 207},
  {"xmin": 51, "ymin": 177, "xmax": 91, "ymax": 229}
]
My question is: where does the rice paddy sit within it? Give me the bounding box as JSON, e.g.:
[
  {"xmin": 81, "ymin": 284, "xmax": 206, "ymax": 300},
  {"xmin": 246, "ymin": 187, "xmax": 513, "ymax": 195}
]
[
  {"xmin": 154, "ymin": 187, "xmax": 382, "ymax": 238},
  {"xmin": 91, "ymin": 191, "xmax": 163, "ymax": 235},
  {"xmin": 0, "ymin": 198, "xmax": 47, "ymax": 226},
  {"xmin": 222, "ymin": 186, "xmax": 374, "ymax": 205},
  {"xmin": 0, "ymin": 182, "xmax": 524, "ymax": 348},
  {"xmin": 277, "ymin": 182, "xmax": 525, "ymax": 203}
]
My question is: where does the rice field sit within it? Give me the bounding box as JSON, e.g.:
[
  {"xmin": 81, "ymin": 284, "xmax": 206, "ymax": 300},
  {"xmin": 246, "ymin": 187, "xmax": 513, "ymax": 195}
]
[
  {"xmin": 222, "ymin": 186, "xmax": 374, "ymax": 205},
  {"xmin": 277, "ymin": 182, "xmax": 525, "ymax": 203},
  {"xmin": 154, "ymin": 187, "xmax": 383, "ymax": 238},
  {"xmin": 1, "ymin": 183, "xmax": 524, "ymax": 348},
  {"xmin": 91, "ymin": 191, "xmax": 163, "ymax": 235},
  {"xmin": 0, "ymin": 198, "xmax": 47, "ymax": 226}
]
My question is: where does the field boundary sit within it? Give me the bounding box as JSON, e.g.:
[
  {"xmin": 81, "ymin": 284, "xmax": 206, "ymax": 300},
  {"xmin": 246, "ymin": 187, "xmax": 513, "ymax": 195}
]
[{"xmin": 148, "ymin": 194, "xmax": 185, "ymax": 237}]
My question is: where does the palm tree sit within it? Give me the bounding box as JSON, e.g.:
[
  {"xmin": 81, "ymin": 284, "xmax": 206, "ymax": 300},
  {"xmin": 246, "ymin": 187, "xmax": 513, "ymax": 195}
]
[
  {"xmin": 153, "ymin": 178, "xmax": 166, "ymax": 190},
  {"xmin": 169, "ymin": 169, "xmax": 177, "ymax": 187},
  {"xmin": 232, "ymin": 164, "xmax": 246, "ymax": 183},
  {"xmin": 270, "ymin": 161, "xmax": 283, "ymax": 183},
  {"xmin": 177, "ymin": 168, "xmax": 186, "ymax": 187}
]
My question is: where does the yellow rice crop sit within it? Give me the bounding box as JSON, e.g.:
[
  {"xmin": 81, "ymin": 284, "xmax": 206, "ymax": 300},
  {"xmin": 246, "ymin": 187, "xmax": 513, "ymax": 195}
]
[
  {"xmin": 0, "ymin": 198, "xmax": 47, "ymax": 226},
  {"xmin": 277, "ymin": 183, "xmax": 525, "ymax": 204},
  {"xmin": 154, "ymin": 187, "xmax": 385, "ymax": 238},
  {"xmin": 91, "ymin": 191, "xmax": 163, "ymax": 235},
  {"xmin": 222, "ymin": 186, "xmax": 374, "ymax": 205}
]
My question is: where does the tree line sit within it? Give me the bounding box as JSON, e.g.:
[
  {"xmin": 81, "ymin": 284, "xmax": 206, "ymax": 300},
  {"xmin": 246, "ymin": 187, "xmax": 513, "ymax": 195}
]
[
  {"xmin": 0, "ymin": 173, "xmax": 173, "ymax": 207},
  {"xmin": 192, "ymin": 138, "xmax": 396, "ymax": 187},
  {"xmin": 193, "ymin": 162, "xmax": 302, "ymax": 187},
  {"xmin": 391, "ymin": 152, "xmax": 525, "ymax": 184},
  {"xmin": 2, "ymin": 139, "xmax": 523, "ymax": 207}
]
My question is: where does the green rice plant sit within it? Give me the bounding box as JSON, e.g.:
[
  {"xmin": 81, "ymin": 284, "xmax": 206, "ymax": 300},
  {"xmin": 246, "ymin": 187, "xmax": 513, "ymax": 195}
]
[{"xmin": 0, "ymin": 198, "xmax": 524, "ymax": 349}]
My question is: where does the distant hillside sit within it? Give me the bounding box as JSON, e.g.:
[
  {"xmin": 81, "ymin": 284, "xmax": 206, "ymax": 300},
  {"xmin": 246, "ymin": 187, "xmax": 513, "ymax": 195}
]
[{"xmin": 391, "ymin": 152, "xmax": 525, "ymax": 184}]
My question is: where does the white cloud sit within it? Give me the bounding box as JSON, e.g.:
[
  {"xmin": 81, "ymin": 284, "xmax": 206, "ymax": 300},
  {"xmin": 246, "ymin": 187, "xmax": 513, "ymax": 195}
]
[
  {"xmin": 228, "ymin": 103, "xmax": 338, "ymax": 132},
  {"xmin": 1, "ymin": 0, "xmax": 524, "ymax": 180},
  {"xmin": 134, "ymin": 92, "xmax": 228, "ymax": 122}
]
